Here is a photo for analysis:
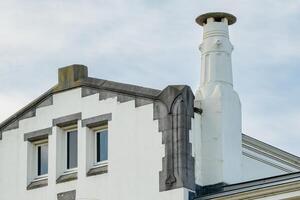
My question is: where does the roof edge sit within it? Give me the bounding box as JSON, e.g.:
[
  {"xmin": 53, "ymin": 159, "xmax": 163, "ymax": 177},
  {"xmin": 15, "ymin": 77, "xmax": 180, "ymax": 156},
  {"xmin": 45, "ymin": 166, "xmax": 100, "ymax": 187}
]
[
  {"xmin": 194, "ymin": 171, "xmax": 300, "ymax": 200},
  {"xmin": 242, "ymin": 134, "xmax": 300, "ymax": 170},
  {"xmin": 0, "ymin": 68, "xmax": 163, "ymax": 135}
]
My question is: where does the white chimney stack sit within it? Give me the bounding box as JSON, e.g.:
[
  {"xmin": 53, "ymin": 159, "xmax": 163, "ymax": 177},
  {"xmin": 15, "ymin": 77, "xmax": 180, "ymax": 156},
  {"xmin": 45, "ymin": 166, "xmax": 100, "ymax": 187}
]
[{"xmin": 195, "ymin": 12, "xmax": 242, "ymax": 186}]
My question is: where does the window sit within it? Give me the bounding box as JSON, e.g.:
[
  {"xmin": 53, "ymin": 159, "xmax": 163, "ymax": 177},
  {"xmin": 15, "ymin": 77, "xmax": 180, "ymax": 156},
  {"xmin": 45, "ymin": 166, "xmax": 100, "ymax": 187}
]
[
  {"xmin": 36, "ymin": 143, "xmax": 48, "ymax": 176},
  {"xmin": 66, "ymin": 130, "xmax": 78, "ymax": 170},
  {"xmin": 25, "ymin": 128, "xmax": 51, "ymax": 190},
  {"xmin": 95, "ymin": 129, "xmax": 108, "ymax": 164},
  {"xmin": 85, "ymin": 122, "xmax": 109, "ymax": 177}
]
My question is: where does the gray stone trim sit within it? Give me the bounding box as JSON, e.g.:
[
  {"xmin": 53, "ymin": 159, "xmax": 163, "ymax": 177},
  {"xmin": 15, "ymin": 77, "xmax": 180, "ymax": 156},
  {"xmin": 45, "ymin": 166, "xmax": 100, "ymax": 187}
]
[
  {"xmin": 90, "ymin": 78, "xmax": 161, "ymax": 99},
  {"xmin": 27, "ymin": 178, "xmax": 48, "ymax": 190},
  {"xmin": 37, "ymin": 96, "xmax": 53, "ymax": 108},
  {"xmin": 24, "ymin": 127, "xmax": 52, "ymax": 142},
  {"xmin": 81, "ymin": 87, "xmax": 99, "ymax": 97},
  {"xmin": 98, "ymin": 90, "xmax": 136, "ymax": 104},
  {"xmin": 135, "ymin": 98, "xmax": 153, "ymax": 107},
  {"xmin": 154, "ymin": 85, "xmax": 195, "ymax": 192},
  {"xmin": 82, "ymin": 113, "xmax": 112, "ymax": 128},
  {"xmin": 19, "ymin": 109, "xmax": 36, "ymax": 121},
  {"xmin": 87, "ymin": 165, "xmax": 108, "ymax": 177},
  {"xmin": 56, "ymin": 65, "xmax": 88, "ymax": 91},
  {"xmin": 2, "ymin": 120, "xmax": 19, "ymax": 132},
  {"xmin": 56, "ymin": 172, "xmax": 77, "ymax": 184},
  {"xmin": 53, "ymin": 113, "xmax": 82, "ymax": 127},
  {"xmin": 57, "ymin": 190, "xmax": 76, "ymax": 200},
  {"xmin": 0, "ymin": 65, "xmax": 160, "ymax": 139},
  {"xmin": 98, "ymin": 90, "xmax": 154, "ymax": 108}
]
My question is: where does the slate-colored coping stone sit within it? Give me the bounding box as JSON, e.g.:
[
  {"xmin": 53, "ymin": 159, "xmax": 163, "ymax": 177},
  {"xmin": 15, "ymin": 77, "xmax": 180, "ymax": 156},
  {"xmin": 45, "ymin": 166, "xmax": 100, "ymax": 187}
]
[
  {"xmin": 0, "ymin": 64, "xmax": 162, "ymax": 139},
  {"xmin": 82, "ymin": 113, "xmax": 112, "ymax": 128},
  {"xmin": 56, "ymin": 172, "xmax": 77, "ymax": 184},
  {"xmin": 57, "ymin": 190, "xmax": 76, "ymax": 200},
  {"xmin": 87, "ymin": 165, "xmax": 108, "ymax": 177},
  {"xmin": 53, "ymin": 113, "xmax": 82, "ymax": 127},
  {"xmin": 24, "ymin": 127, "xmax": 52, "ymax": 142},
  {"xmin": 27, "ymin": 178, "xmax": 48, "ymax": 190}
]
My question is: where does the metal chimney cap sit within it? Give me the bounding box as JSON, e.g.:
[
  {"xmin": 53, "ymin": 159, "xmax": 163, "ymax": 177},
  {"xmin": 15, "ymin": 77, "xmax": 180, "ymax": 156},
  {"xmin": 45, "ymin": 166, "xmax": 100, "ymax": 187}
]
[{"xmin": 196, "ymin": 12, "xmax": 237, "ymax": 26}]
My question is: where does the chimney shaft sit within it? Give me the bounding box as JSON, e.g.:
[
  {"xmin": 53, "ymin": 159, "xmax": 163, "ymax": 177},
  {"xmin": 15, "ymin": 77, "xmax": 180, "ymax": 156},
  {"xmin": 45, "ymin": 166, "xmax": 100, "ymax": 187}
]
[
  {"xmin": 194, "ymin": 12, "xmax": 242, "ymax": 186},
  {"xmin": 196, "ymin": 12, "xmax": 236, "ymax": 88}
]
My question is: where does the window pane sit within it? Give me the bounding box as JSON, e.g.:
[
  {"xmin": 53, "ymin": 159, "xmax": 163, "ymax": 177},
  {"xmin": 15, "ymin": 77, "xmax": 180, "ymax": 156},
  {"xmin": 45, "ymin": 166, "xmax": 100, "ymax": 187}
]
[
  {"xmin": 38, "ymin": 144, "xmax": 48, "ymax": 176},
  {"xmin": 99, "ymin": 130, "xmax": 108, "ymax": 162},
  {"xmin": 97, "ymin": 133, "xmax": 100, "ymax": 162},
  {"xmin": 67, "ymin": 130, "xmax": 78, "ymax": 169}
]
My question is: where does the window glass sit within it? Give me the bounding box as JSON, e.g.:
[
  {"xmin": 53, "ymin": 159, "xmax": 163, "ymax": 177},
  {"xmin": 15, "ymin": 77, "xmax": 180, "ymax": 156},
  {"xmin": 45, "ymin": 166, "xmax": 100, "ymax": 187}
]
[
  {"xmin": 37, "ymin": 144, "xmax": 48, "ymax": 176},
  {"xmin": 67, "ymin": 130, "xmax": 78, "ymax": 169},
  {"xmin": 96, "ymin": 130, "xmax": 108, "ymax": 162}
]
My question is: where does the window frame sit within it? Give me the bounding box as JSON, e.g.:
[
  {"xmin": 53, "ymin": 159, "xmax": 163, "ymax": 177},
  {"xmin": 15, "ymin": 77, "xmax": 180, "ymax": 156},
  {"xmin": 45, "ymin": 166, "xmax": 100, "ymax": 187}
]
[
  {"xmin": 33, "ymin": 139, "xmax": 49, "ymax": 180},
  {"xmin": 92, "ymin": 125, "xmax": 108, "ymax": 167},
  {"xmin": 64, "ymin": 126, "xmax": 78, "ymax": 173}
]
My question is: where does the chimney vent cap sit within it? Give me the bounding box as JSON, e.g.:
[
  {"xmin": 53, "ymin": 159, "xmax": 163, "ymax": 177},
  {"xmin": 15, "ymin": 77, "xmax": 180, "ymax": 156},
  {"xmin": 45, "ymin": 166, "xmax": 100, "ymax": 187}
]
[{"xmin": 196, "ymin": 12, "xmax": 236, "ymax": 26}]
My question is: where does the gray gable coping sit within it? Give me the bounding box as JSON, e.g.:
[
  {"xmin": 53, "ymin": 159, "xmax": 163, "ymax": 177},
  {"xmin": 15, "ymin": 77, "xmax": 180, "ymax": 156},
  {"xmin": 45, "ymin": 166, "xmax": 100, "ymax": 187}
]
[
  {"xmin": 0, "ymin": 65, "xmax": 161, "ymax": 138},
  {"xmin": 24, "ymin": 127, "xmax": 52, "ymax": 142}
]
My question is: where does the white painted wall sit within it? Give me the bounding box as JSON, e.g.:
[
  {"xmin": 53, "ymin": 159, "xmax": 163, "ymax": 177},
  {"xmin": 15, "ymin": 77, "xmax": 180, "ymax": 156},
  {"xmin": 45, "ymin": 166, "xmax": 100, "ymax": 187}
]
[{"xmin": 0, "ymin": 88, "xmax": 190, "ymax": 200}]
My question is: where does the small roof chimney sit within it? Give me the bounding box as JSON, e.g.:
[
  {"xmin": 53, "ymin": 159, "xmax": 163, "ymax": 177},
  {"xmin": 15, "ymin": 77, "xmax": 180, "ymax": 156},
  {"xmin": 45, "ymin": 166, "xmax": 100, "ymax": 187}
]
[{"xmin": 56, "ymin": 64, "xmax": 88, "ymax": 91}]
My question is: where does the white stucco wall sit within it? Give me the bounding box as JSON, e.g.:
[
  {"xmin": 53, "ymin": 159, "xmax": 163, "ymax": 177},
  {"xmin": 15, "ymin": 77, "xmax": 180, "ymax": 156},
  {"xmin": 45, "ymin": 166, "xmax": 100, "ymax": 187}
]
[{"xmin": 0, "ymin": 88, "xmax": 190, "ymax": 200}]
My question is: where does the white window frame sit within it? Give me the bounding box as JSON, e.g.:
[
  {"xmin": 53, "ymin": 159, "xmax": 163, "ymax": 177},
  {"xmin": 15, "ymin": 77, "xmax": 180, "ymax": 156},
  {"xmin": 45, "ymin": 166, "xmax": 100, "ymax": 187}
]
[
  {"xmin": 33, "ymin": 139, "xmax": 48, "ymax": 181},
  {"xmin": 92, "ymin": 125, "xmax": 108, "ymax": 167},
  {"xmin": 63, "ymin": 125, "xmax": 78, "ymax": 173}
]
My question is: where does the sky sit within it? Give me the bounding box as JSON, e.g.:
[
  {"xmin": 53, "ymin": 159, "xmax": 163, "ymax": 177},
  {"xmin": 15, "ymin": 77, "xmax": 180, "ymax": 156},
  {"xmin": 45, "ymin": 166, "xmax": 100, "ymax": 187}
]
[{"xmin": 0, "ymin": 0, "xmax": 300, "ymax": 155}]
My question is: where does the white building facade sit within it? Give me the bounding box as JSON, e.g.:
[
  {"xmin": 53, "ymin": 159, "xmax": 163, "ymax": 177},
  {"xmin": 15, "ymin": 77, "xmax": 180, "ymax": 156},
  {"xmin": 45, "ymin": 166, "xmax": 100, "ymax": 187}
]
[{"xmin": 0, "ymin": 12, "xmax": 300, "ymax": 200}]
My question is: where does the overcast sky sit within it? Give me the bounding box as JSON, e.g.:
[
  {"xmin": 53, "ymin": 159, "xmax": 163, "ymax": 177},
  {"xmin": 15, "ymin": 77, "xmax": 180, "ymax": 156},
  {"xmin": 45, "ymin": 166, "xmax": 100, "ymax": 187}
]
[{"xmin": 0, "ymin": 0, "xmax": 299, "ymax": 155}]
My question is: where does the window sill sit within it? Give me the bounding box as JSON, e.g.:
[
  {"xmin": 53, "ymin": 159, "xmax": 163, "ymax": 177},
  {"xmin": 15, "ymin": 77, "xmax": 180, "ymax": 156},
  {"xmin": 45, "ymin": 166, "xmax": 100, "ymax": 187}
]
[
  {"xmin": 56, "ymin": 171, "xmax": 78, "ymax": 184},
  {"xmin": 87, "ymin": 164, "xmax": 108, "ymax": 177},
  {"xmin": 27, "ymin": 178, "xmax": 48, "ymax": 190}
]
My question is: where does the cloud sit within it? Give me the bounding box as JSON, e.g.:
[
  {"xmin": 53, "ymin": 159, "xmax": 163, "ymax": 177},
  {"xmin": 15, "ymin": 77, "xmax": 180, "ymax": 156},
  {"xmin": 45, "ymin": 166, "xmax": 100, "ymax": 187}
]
[{"xmin": 0, "ymin": 0, "xmax": 299, "ymax": 156}]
